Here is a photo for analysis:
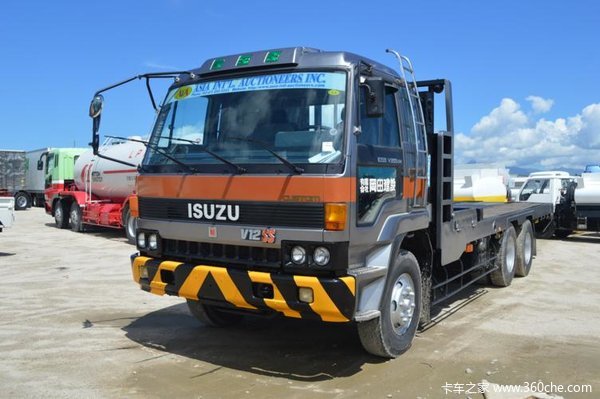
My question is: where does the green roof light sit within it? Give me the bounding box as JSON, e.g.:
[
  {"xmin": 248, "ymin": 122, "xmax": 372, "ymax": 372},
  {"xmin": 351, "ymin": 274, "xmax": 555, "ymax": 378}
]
[
  {"xmin": 236, "ymin": 54, "xmax": 252, "ymax": 67},
  {"xmin": 264, "ymin": 51, "xmax": 281, "ymax": 63},
  {"xmin": 210, "ymin": 58, "xmax": 225, "ymax": 70}
]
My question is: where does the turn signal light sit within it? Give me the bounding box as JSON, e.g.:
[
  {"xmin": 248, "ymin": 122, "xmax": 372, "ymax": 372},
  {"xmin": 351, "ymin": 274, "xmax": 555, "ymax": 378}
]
[{"xmin": 325, "ymin": 203, "xmax": 347, "ymax": 231}]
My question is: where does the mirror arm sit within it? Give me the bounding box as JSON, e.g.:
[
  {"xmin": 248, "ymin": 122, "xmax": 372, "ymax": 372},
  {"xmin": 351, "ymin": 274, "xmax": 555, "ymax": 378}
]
[{"xmin": 145, "ymin": 77, "xmax": 158, "ymax": 111}]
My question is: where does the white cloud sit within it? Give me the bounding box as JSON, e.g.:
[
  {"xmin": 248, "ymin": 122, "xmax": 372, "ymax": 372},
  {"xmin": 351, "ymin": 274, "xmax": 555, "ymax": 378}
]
[
  {"xmin": 472, "ymin": 98, "xmax": 528, "ymax": 137},
  {"xmin": 526, "ymin": 95, "xmax": 554, "ymax": 114},
  {"xmin": 456, "ymin": 97, "xmax": 600, "ymax": 171}
]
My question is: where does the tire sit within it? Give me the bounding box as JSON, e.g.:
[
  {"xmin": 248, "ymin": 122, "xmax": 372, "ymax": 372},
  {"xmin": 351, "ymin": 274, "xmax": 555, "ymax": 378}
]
[
  {"xmin": 554, "ymin": 229, "xmax": 572, "ymax": 239},
  {"xmin": 186, "ymin": 299, "xmax": 243, "ymax": 327},
  {"xmin": 515, "ymin": 220, "xmax": 535, "ymax": 277},
  {"xmin": 54, "ymin": 199, "xmax": 69, "ymax": 229},
  {"xmin": 357, "ymin": 251, "xmax": 422, "ymax": 358},
  {"xmin": 490, "ymin": 225, "xmax": 517, "ymax": 287},
  {"xmin": 69, "ymin": 202, "xmax": 84, "ymax": 232},
  {"xmin": 122, "ymin": 204, "xmax": 137, "ymax": 245},
  {"xmin": 14, "ymin": 192, "xmax": 30, "ymax": 210}
]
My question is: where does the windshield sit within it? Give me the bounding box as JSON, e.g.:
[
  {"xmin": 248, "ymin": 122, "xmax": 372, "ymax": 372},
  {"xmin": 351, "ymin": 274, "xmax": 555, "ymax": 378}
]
[{"xmin": 143, "ymin": 71, "xmax": 347, "ymax": 173}]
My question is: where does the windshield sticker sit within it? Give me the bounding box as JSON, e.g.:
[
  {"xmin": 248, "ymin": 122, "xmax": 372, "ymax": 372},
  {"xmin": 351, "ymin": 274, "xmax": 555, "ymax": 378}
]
[
  {"xmin": 167, "ymin": 72, "xmax": 345, "ymax": 102},
  {"xmin": 328, "ymin": 89, "xmax": 341, "ymax": 96},
  {"xmin": 174, "ymin": 86, "xmax": 192, "ymax": 100}
]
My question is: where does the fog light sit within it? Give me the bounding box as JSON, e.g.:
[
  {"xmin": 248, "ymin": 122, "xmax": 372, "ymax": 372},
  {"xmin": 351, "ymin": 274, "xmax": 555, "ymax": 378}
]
[
  {"xmin": 313, "ymin": 247, "xmax": 330, "ymax": 266},
  {"xmin": 139, "ymin": 265, "xmax": 149, "ymax": 279},
  {"xmin": 298, "ymin": 287, "xmax": 314, "ymax": 303},
  {"xmin": 148, "ymin": 233, "xmax": 158, "ymax": 250},
  {"xmin": 291, "ymin": 246, "xmax": 306, "ymax": 264},
  {"xmin": 137, "ymin": 232, "xmax": 146, "ymax": 248}
]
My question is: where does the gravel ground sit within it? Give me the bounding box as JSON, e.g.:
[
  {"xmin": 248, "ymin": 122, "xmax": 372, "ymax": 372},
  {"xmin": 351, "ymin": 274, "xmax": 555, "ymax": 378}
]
[{"xmin": 0, "ymin": 208, "xmax": 598, "ymax": 398}]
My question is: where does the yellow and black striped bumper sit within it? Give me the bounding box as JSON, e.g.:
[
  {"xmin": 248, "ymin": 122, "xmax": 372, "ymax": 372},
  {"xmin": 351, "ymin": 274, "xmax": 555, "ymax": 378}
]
[{"xmin": 131, "ymin": 255, "xmax": 356, "ymax": 322}]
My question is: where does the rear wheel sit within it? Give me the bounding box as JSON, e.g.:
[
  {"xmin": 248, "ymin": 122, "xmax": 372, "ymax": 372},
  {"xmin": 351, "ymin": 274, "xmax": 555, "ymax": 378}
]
[
  {"xmin": 186, "ymin": 299, "xmax": 244, "ymax": 327},
  {"xmin": 54, "ymin": 199, "xmax": 69, "ymax": 229},
  {"xmin": 357, "ymin": 251, "xmax": 421, "ymax": 358},
  {"xmin": 122, "ymin": 204, "xmax": 137, "ymax": 245},
  {"xmin": 14, "ymin": 192, "xmax": 30, "ymax": 210},
  {"xmin": 490, "ymin": 226, "xmax": 517, "ymax": 287},
  {"xmin": 69, "ymin": 202, "xmax": 84, "ymax": 232},
  {"xmin": 515, "ymin": 220, "xmax": 535, "ymax": 277}
]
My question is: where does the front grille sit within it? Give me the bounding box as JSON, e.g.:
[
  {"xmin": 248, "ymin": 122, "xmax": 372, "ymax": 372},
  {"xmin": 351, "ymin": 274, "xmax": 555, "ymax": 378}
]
[
  {"xmin": 162, "ymin": 238, "xmax": 281, "ymax": 269},
  {"xmin": 139, "ymin": 197, "xmax": 324, "ymax": 229}
]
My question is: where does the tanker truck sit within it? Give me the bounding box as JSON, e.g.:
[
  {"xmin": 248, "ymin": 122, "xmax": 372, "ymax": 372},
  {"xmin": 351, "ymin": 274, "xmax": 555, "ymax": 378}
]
[
  {"xmin": 517, "ymin": 171, "xmax": 600, "ymax": 238},
  {"xmin": 48, "ymin": 137, "xmax": 145, "ymax": 243}
]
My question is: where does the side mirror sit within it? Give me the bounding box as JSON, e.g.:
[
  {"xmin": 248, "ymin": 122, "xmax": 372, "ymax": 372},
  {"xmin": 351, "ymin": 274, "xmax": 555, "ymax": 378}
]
[
  {"xmin": 37, "ymin": 160, "xmax": 44, "ymax": 171},
  {"xmin": 89, "ymin": 95, "xmax": 104, "ymax": 118},
  {"xmin": 363, "ymin": 77, "xmax": 385, "ymax": 117},
  {"xmin": 89, "ymin": 95, "xmax": 104, "ymax": 155}
]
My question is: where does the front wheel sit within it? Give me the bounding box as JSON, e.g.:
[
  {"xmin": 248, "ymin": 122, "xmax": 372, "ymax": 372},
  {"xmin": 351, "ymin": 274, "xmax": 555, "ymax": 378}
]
[
  {"xmin": 186, "ymin": 299, "xmax": 244, "ymax": 327},
  {"xmin": 122, "ymin": 204, "xmax": 137, "ymax": 245},
  {"xmin": 357, "ymin": 251, "xmax": 422, "ymax": 358}
]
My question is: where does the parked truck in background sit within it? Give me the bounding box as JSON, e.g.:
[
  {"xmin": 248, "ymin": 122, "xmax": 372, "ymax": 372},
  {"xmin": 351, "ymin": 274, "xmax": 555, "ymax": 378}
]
[
  {"xmin": 1, "ymin": 148, "xmax": 86, "ymax": 210},
  {"xmin": 517, "ymin": 170, "xmax": 600, "ymax": 238},
  {"xmin": 0, "ymin": 150, "xmax": 26, "ymax": 209},
  {"xmin": 47, "ymin": 138, "xmax": 145, "ymax": 243},
  {"xmin": 89, "ymin": 47, "xmax": 553, "ymax": 357}
]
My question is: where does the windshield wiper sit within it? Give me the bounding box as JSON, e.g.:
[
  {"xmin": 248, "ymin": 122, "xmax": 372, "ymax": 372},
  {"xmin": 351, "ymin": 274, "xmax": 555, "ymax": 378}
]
[
  {"xmin": 224, "ymin": 136, "xmax": 304, "ymax": 174},
  {"xmin": 166, "ymin": 137, "xmax": 246, "ymax": 174},
  {"xmin": 106, "ymin": 135, "xmax": 197, "ymax": 174}
]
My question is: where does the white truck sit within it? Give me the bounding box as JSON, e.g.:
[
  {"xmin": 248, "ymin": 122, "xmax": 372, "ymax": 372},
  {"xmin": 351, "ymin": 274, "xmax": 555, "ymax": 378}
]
[{"xmin": 516, "ymin": 170, "xmax": 600, "ymax": 238}]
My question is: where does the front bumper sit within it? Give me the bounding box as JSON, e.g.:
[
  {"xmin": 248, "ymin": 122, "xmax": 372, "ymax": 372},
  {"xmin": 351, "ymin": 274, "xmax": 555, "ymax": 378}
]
[{"xmin": 131, "ymin": 255, "xmax": 356, "ymax": 322}]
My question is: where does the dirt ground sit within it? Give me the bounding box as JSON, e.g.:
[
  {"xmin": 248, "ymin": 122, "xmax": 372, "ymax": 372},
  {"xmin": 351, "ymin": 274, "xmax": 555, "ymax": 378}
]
[{"xmin": 0, "ymin": 208, "xmax": 598, "ymax": 398}]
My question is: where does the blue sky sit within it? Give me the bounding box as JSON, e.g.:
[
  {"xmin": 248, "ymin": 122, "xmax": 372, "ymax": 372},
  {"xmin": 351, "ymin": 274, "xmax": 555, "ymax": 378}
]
[{"xmin": 1, "ymin": 0, "xmax": 598, "ymax": 170}]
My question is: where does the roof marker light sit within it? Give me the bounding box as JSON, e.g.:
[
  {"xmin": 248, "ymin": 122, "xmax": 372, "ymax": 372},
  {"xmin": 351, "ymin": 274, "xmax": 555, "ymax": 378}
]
[
  {"xmin": 210, "ymin": 58, "xmax": 225, "ymax": 70},
  {"xmin": 236, "ymin": 54, "xmax": 252, "ymax": 67},
  {"xmin": 264, "ymin": 51, "xmax": 281, "ymax": 63}
]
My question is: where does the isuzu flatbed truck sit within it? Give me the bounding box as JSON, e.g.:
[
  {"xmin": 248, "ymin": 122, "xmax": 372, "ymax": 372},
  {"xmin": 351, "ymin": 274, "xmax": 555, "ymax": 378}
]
[{"xmin": 89, "ymin": 47, "xmax": 552, "ymax": 357}]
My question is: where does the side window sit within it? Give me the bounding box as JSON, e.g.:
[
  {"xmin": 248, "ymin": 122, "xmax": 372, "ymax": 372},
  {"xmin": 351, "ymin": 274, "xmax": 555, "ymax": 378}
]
[
  {"xmin": 358, "ymin": 86, "xmax": 401, "ymax": 148},
  {"xmin": 357, "ymin": 84, "xmax": 403, "ymax": 225}
]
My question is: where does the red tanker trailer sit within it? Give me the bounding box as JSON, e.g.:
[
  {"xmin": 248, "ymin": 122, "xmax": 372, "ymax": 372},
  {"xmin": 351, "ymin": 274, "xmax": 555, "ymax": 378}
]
[{"xmin": 49, "ymin": 137, "xmax": 145, "ymax": 243}]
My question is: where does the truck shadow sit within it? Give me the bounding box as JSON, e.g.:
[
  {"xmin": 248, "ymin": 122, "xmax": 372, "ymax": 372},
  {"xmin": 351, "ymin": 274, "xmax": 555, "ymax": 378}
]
[
  {"xmin": 43, "ymin": 222, "xmax": 130, "ymax": 243},
  {"xmin": 122, "ymin": 303, "xmax": 382, "ymax": 381}
]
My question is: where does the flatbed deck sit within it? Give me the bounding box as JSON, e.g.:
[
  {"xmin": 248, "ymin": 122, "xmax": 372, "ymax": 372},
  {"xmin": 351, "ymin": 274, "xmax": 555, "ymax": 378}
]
[{"xmin": 454, "ymin": 201, "xmax": 552, "ymax": 220}]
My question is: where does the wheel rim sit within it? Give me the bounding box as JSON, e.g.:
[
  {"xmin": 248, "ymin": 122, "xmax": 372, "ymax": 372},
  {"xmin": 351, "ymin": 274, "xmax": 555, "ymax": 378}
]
[
  {"xmin": 70, "ymin": 207, "xmax": 79, "ymax": 228},
  {"xmin": 16, "ymin": 195, "xmax": 27, "ymax": 208},
  {"xmin": 55, "ymin": 206, "xmax": 63, "ymax": 223},
  {"xmin": 505, "ymin": 236, "xmax": 516, "ymax": 274},
  {"xmin": 390, "ymin": 273, "xmax": 416, "ymax": 335},
  {"xmin": 523, "ymin": 232, "xmax": 532, "ymax": 265}
]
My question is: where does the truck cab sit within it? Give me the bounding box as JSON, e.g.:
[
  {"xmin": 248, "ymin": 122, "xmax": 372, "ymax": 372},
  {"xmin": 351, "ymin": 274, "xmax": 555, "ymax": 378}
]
[{"xmin": 517, "ymin": 171, "xmax": 575, "ymax": 212}]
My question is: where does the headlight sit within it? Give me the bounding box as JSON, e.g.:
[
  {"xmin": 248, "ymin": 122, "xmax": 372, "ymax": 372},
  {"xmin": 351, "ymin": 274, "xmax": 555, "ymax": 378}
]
[
  {"xmin": 148, "ymin": 233, "xmax": 158, "ymax": 250},
  {"xmin": 313, "ymin": 246, "xmax": 330, "ymax": 266},
  {"xmin": 137, "ymin": 232, "xmax": 146, "ymax": 248},
  {"xmin": 291, "ymin": 246, "xmax": 306, "ymax": 264}
]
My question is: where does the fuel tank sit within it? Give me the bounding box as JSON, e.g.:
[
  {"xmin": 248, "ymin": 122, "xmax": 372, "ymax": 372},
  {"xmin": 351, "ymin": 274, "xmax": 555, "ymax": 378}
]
[
  {"xmin": 575, "ymin": 173, "xmax": 600, "ymax": 205},
  {"xmin": 74, "ymin": 138, "xmax": 146, "ymax": 201}
]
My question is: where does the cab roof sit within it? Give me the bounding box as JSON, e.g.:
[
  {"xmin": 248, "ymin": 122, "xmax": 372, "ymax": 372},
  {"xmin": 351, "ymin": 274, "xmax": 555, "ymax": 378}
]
[{"xmin": 181, "ymin": 47, "xmax": 400, "ymax": 81}]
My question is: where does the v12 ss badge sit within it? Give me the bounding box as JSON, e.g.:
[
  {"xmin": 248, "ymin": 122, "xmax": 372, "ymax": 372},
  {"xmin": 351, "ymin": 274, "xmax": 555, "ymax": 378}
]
[{"xmin": 241, "ymin": 228, "xmax": 276, "ymax": 244}]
